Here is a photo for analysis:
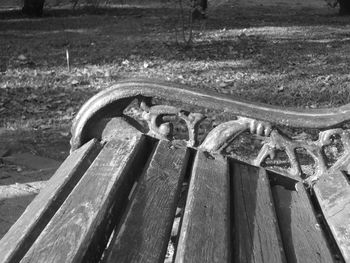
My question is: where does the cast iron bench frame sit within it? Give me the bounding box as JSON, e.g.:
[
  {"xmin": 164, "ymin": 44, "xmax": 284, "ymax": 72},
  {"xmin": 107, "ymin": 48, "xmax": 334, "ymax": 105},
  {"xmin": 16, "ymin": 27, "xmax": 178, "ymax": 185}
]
[{"xmin": 0, "ymin": 79, "xmax": 349, "ymax": 263}]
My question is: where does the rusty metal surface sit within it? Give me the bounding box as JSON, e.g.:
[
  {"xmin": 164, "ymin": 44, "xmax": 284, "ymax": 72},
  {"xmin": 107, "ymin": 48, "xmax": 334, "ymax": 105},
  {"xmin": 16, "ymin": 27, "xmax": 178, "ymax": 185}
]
[{"xmin": 71, "ymin": 78, "xmax": 350, "ymax": 184}]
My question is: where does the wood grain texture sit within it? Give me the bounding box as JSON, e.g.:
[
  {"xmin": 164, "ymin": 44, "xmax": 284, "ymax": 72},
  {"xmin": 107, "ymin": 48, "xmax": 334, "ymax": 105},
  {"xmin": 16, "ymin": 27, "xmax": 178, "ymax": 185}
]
[
  {"xmin": 313, "ymin": 171, "xmax": 350, "ymax": 262},
  {"xmin": 20, "ymin": 135, "xmax": 146, "ymax": 263},
  {"xmin": 175, "ymin": 151, "xmax": 230, "ymax": 263},
  {"xmin": 0, "ymin": 139, "xmax": 101, "ymax": 263},
  {"xmin": 272, "ymin": 184, "xmax": 335, "ymax": 263},
  {"xmin": 104, "ymin": 140, "xmax": 189, "ymax": 263},
  {"xmin": 232, "ymin": 162, "xmax": 286, "ymax": 263},
  {"xmin": 85, "ymin": 116, "xmax": 146, "ymax": 147}
]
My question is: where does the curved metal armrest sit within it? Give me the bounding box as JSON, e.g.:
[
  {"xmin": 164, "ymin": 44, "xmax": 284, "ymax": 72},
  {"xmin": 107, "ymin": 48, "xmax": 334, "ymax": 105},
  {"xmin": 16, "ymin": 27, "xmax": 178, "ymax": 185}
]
[{"xmin": 71, "ymin": 78, "xmax": 350, "ymax": 183}]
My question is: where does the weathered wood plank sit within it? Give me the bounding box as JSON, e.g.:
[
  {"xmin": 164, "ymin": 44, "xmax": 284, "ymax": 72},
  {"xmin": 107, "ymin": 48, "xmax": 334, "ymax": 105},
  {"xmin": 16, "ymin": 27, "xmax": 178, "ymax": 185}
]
[
  {"xmin": 0, "ymin": 139, "xmax": 101, "ymax": 263},
  {"xmin": 232, "ymin": 162, "xmax": 286, "ymax": 263},
  {"xmin": 272, "ymin": 183, "xmax": 335, "ymax": 263},
  {"xmin": 104, "ymin": 140, "xmax": 189, "ymax": 263},
  {"xmin": 20, "ymin": 135, "xmax": 147, "ymax": 263},
  {"xmin": 313, "ymin": 171, "xmax": 350, "ymax": 262},
  {"xmin": 175, "ymin": 151, "xmax": 230, "ymax": 263}
]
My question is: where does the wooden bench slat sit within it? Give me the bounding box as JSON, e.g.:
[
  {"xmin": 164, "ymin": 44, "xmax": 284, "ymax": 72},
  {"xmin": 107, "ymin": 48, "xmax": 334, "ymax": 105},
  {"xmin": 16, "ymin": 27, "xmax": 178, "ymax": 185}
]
[
  {"xmin": 175, "ymin": 151, "xmax": 230, "ymax": 263},
  {"xmin": 232, "ymin": 162, "xmax": 286, "ymax": 263},
  {"xmin": 103, "ymin": 140, "xmax": 189, "ymax": 263},
  {"xmin": 0, "ymin": 139, "xmax": 101, "ymax": 263},
  {"xmin": 313, "ymin": 171, "xmax": 350, "ymax": 262},
  {"xmin": 20, "ymin": 135, "xmax": 147, "ymax": 263},
  {"xmin": 272, "ymin": 184, "xmax": 335, "ymax": 263}
]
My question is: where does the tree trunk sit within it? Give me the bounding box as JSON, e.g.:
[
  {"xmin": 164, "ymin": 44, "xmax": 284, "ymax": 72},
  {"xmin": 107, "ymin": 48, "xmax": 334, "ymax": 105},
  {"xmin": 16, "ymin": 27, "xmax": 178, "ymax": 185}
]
[
  {"xmin": 339, "ymin": 0, "xmax": 350, "ymax": 15},
  {"xmin": 192, "ymin": 0, "xmax": 208, "ymax": 20},
  {"xmin": 22, "ymin": 0, "xmax": 45, "ymax": 17}
]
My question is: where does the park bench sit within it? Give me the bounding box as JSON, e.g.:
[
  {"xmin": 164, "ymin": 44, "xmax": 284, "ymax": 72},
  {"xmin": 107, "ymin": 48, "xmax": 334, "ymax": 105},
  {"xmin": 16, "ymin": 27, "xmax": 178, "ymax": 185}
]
[{"xmin": 0, "ymin": 79, "xmax": 349, "ymax": 263}]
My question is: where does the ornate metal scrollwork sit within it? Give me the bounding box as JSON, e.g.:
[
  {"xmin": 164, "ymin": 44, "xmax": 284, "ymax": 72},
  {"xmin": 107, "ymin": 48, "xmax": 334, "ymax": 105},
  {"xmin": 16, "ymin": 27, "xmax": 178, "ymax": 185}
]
[
  {"xmin": 70, "ymin": 79, "xmax": 350, "ymax": 184},
  {"xmin": 199, "ymin": 117, "xmax": 350, "ymax": 183},
  {"xmin": 199, "ymin": 117, "xmax": 272, "ymax": 152},
  {"xmin": 136, "ymin": 103, "xmax": 350, "ymax": 183},
  {"xmin": 140, "ymin": 101, "xmax": 205, "ymax": 147}
]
